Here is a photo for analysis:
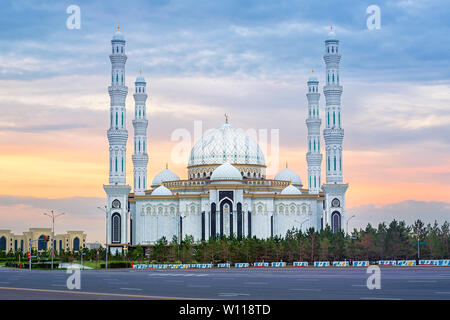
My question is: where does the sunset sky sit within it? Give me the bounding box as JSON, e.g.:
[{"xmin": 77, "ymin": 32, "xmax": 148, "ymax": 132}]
[{"xmin": 0, "ymin": 0, "xmax": 449, "ymax": 243}]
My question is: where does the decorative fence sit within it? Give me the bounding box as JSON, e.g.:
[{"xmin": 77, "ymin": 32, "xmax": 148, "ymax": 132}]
[
  {"xmin": 397, "ymin": 260, "xmax": 416, "ymax": 266},
  {"xmin": 419, "ymin": 259, "xmax": 450, "ymax": 266},
  {"xmin": 332, "ymin": 261, "xmax": 349, "ymax": 267},
  {"xmin": 293, "ymin": 261, "xmax": 308, "ymax": 267},
  {"xmin": 271, "ymin": 262, "xmax": 286, "ymax": 267},
  {"xmin": 378, "ymin": 260, "xmax": 397, "ymax": 266},
  {"xmin": 235, "ymin": 263, "xmax": 250, "ymax": 268},
  {"xmin": 352, "ymin": 261, "xmax": 370, "ymax": 267},
  {"xmin": 314, "ymin": 261, "xmax": 330, "ymax": 267},
  {"xmin": 253, "ymin": 262, "xmax": 269, "ymax": 267},
  {"xmin": 217, "ymin": 263, "xmax": 231, "ymax": 268}
]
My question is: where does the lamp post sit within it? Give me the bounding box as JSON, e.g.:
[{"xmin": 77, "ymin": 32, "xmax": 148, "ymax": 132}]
[
  {"xmin": 346, "ymin": 214, "xmax": 356, "ymax": 235},
  {"xmin": 97, "ymin": 206, "xmax": 108, "ymax": 269},
  {"xmin": 43, "ymin": 210, "xmax": 65, "ymax": 269}
]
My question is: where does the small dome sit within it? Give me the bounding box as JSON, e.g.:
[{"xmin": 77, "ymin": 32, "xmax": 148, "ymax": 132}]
[
  {"xmin": 136, "ymin": 72, "xmax": 145, "ymax": 83},
  {"xmin": 112, "ymin": 31, "xmax": 124, "ymax": 41},
  {"xmin": 151, "ymin": 185, "xmax": 173, "ymax": 196},
  {"xmin": 274, "ymin": 168, "xmax": 302, "ymax": 186},
  {"xmin": 210, "ymin": 162, "xmax": 242, "ymax": 181},
  {"xmin": 327, "ymin": 26, "xmax": 336, "ymax": 40},
  {"xmin": 280, "ymin": 184, "xmax": 302, "ymax": 195},
  {"xmin": 152, "ymin": 169, "xmax": 180, "ymax": 186},
  {"xmin": 308, "ymin": 74, "xmax": 318, "ymax": 82}
]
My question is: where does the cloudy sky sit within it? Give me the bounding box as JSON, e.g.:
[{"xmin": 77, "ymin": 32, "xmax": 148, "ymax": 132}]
[{"xmin": 0, "ymin": 0, "xmax": 449, "ymax": 242}]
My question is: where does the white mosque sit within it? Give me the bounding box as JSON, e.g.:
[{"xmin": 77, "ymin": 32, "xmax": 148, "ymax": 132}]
[{"xmin": 103, "ymin": 27, "xmax": 348, "ymax": 249}]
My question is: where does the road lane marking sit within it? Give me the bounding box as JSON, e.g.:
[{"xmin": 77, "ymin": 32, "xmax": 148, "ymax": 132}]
[
  {"xmin": 435, "ymin": 292, "xmax": 450, "ymax": 294},
  {"xmin": 244, "ymin": 282, "xmax": 268, "ymax": 285},
  {"xmin": 120, "ymin": 288, "xmax": 143, "ymax": 291},
  {"xmin": 0, "ymin": 286, "xmax": 208, "ymax": 300},
  {"xmin": 187, "ymin": 285, "xmax": 212, "ymax": 288},
  {"xmin": 360, "ymin": 297, "xmax": 402, "ymax": 300},
  {"xmin": 218, "ymin": 293, "xmax": 250, "ymax": 297},
  {"xmin": 407, "ymin": 280, "xmax": 437, "ymax": 283},
  {"xmin": 289, "ymin": 288, "xmax": 322, "ymax": 291}
]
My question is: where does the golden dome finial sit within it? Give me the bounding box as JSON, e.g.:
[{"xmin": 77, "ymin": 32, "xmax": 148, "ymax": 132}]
[
  {"xmin": 166, "ymin": 162, "xmax": 168, "ymax": 170},
  {"xmin": 139, "ymin": 69, "xmax": 142, "ymax": 75},
  {"xmin": 286, "ymin": 161, "xmax": 288, "ymax": 169},
  {"xmin": 312, "ymin": 69, "xmax": 314, "ymax": 75},
  {"xmin": 330, "ymin": 24, "xmax": 333, "ymax": 32},
  {"xmin": 117, "ymin": 24, "xmax": 120, "ymax": 32},
  {"xmin": 224, "ymin": 113, "xmax": 229, "ymax": 124}
]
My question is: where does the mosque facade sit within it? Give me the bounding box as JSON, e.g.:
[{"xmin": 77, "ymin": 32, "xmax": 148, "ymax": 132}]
[{"xmin": 103, "ymin": 27, "xmax": 348, "ymax": 249}]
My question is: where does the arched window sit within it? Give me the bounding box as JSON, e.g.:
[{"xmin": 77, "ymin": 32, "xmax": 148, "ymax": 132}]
[
  {"xmin": 334, "ymin": 156, "xmax": 337, "ymax": 170},
  {"xmin": 333, "ymin": 111, "xmax": 336, "ymax": 125},
  {"xmin": 0, "ymin": 236, "xmax": 6, "ymax": 251},
  {"xmin": 332, "ymin": 73, "xmax": 335, "ymax": 83},
  {"xmin": 115, "ymin": 157, "xmax": 118, "ymax": 172},
  {"xmin": 73, "ymin": 237, "xmax": 80, "ymax": 251},
  {"xmin": 121, "ymin": 157, "xmax": 124, "ymax": 172},
  {"xmin": 59, "ymin": 240, "xmax": 62, "ymax": 251},
  {"xmin": 115, "ymin": 112, "xmax": 118, "ymax": 126},
  {"xmin": 332, "ymin": 211, "xmax": 341, "ymax": 233},
  {"xmin": 328, "ymin": 156, "xmax": 330, "ymax": 171},
  {"xmin": 121, "ymin": 112, "xmax": 123, "ymax": 126},
  {"xmin": 38, "ymin": 235, "xmax": 47, "ymax": 251},
  {"xmin": 143, "ymin": 141, "xmax": 146, "ymax": 151},
  {"xmin": 112, "ymin": 213, "xmax": 121, "ymax": 243},
  {"xmin": 138, "ymin": 140, "xmax": 141, "ymax": 152}
]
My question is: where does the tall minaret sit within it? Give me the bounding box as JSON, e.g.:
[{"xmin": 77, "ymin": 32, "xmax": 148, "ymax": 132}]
[
  {"xmin": 306, "ymin": 70, "xmax": 322, "ymax": 194},
  {"xmin": 132, "ymin": 71, "xmax": 149, "ymax": 195},
  {"xmin": 103, "ymin": 26, "xmax": 131, "ymax": 250},
  {"xmin": 322, "ymin": 26, "xmax": 348, "ymax": 233}
]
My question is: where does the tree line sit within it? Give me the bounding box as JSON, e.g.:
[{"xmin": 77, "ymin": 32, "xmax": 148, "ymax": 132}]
[
  {"xmin": 139, "ymin": 219, "xmax": 449, "ymax": 264},
  {"xmin": 2, "ymin": 219, "xmax": 448, "ymax": 264}
]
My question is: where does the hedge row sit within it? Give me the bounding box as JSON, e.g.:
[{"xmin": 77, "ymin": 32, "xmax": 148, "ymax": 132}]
[
  {"xmin": 100, "ymin": 261, "xmax": 132, "ymax": 268},
  {"xmin": 5, "ymin": 262, "xmax": 59, "ymax": 269}
]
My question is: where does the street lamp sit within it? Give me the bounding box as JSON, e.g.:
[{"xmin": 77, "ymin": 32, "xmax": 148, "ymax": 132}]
[
  {"xmin": 43, "ymin": 210, "xmax": 65, "ymax": 269},
  {"xmin": 346, "ymin": 214, "xmax": 356, "ymax": 235},
  {"xmin": 97, "ymin": 206, "xmax": 108, "ymax": 269}
]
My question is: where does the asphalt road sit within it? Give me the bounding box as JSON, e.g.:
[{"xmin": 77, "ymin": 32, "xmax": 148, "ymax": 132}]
[{"xmin": 0, "ymin": 266, "xmax": 449, "ymax": 300}]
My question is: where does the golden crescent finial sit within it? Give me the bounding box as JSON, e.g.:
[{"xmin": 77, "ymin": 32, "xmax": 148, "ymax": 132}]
[
  {"xmin": 312, "ymin": 69, "xmax": 314, "ymax": 75},
  {"xmin": 118, "ymin": 24, "xmax": 120, "ymax": 32},
  {"xmin": 166, "ymin": 162, "xmax": 168, "ymax": 169},
  {"xmin": 331, "ymin": 24, "xmax": 333, "ymax": 32}
]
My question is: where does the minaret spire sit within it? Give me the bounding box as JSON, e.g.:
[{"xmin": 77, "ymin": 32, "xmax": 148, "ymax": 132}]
[
  {"xmin": 306, "ymin": 69, "xmax": 322, "ymax": 193},
  {"xmin": 104, "ymin": 27, "xmax": 131, "ymax": 248},
  {"xmin": 322, "ymin": 26, "xmax": 348, "ymax": 233},
  {"xmin": 132, "ymin": 70, "xmax": 149, "ymax": 195}
]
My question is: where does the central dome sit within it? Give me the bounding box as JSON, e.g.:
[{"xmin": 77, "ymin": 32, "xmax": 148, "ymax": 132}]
[
  {"xmin": 187, "ymin": 122, "xmax": 266, "ymax": 180},
  {"xmin": 188, "ymin": 123, "xmax": 265, "ymax": 167}
]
